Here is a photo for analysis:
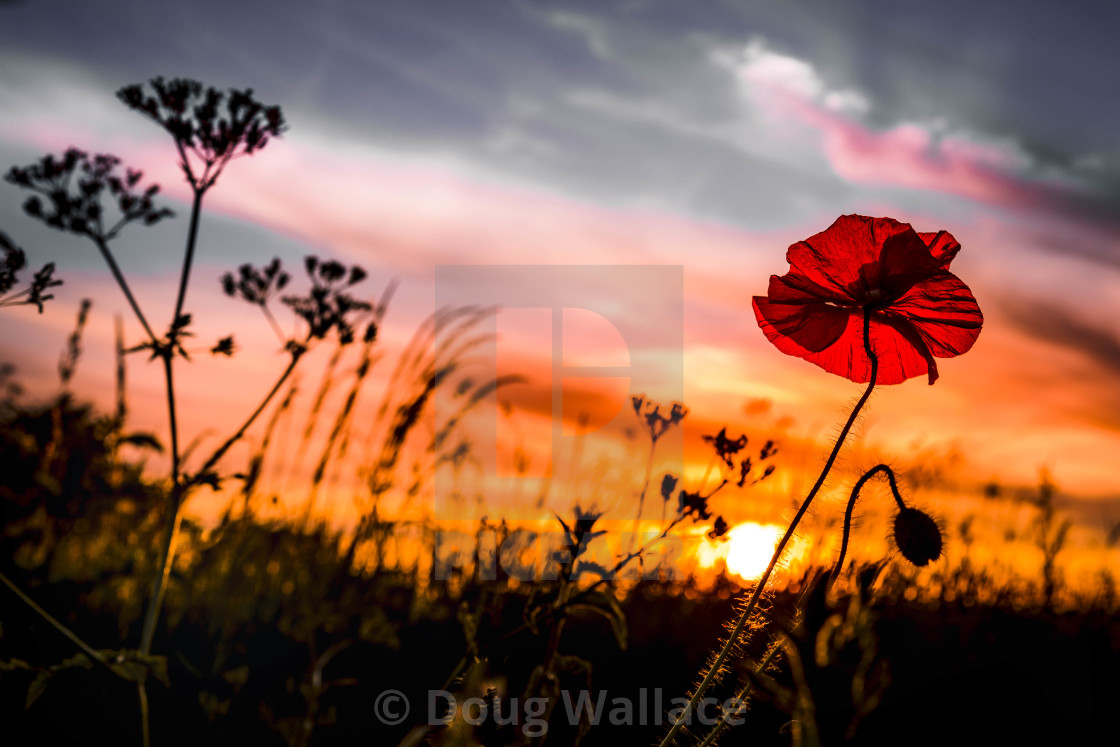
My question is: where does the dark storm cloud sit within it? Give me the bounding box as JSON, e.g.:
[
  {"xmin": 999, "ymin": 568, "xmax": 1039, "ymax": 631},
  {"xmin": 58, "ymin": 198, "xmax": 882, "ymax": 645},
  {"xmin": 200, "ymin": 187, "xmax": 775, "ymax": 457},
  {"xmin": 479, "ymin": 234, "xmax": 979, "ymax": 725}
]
[
  {"xmin": 4, "ymin": 0, "xmax": 1117, "ymax": 161},
  {"xmin": 1004, "ymin": 297, "xmax": 1120, "ymax": 377},
  {"xmin": 0, "ymin": 0, "xmax": 853, "ymax": 229},
  {"xmin": 1000, "ymin": 294, "xmax": 1120, "ymax": 431},
  {"xmin": 2, "ymin": 0, "xmax": 1119, "ymax": 234}
]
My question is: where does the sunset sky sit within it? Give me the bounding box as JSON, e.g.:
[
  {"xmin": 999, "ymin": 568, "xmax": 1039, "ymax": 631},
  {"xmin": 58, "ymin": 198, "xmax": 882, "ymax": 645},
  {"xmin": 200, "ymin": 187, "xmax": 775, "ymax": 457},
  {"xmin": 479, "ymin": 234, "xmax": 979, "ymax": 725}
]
[{"xmin": 2, "ymin": 0, "xmax": 1119, "ymax": 553}]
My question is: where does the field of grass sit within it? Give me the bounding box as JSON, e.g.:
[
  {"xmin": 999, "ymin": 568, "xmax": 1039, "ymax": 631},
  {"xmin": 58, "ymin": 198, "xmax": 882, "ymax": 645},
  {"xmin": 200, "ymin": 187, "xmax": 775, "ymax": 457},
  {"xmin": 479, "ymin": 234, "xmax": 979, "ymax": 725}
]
[{"xmin": 1, "ymin": 390, "xmax": 1118, "ymax": 746}]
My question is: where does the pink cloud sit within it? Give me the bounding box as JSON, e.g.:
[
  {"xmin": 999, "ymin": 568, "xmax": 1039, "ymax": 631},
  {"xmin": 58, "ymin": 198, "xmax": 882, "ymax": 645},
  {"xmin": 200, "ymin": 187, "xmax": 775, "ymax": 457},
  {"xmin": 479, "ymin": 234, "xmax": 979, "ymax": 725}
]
[
  {"xmin": 725, "ymin": 40, "xmax": 1081, "ymax": 213},
  {"xmin": 808, "ymin": 108, "xmax": 1046, "ymax": 208},
  {"xmin": 8, "ymin": 111, "xmax": 1120, "ymax": 503}
]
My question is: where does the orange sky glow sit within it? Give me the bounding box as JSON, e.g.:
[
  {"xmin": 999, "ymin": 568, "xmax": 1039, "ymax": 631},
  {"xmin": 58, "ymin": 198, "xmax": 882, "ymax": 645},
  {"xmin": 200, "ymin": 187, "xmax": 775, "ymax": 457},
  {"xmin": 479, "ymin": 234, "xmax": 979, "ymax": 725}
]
[{"xmin": 3, "ymin": 31, "xmax": 1120, "ymax": 592}]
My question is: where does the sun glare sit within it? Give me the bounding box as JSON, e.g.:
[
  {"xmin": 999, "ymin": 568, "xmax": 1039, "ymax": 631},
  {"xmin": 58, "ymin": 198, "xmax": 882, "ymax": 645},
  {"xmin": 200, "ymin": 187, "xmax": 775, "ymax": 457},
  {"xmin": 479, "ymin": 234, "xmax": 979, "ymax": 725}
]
[{"xmin": 697, "ymin": 522, "xmax": 784, "ymax": 581}]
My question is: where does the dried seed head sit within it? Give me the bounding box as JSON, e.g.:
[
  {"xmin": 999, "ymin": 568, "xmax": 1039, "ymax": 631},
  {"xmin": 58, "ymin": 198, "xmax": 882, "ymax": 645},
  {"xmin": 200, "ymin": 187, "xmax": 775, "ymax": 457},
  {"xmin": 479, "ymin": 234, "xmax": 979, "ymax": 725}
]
[{"xmin": 892, "ymin": 506, "xmax": 943, "ymax": 567}]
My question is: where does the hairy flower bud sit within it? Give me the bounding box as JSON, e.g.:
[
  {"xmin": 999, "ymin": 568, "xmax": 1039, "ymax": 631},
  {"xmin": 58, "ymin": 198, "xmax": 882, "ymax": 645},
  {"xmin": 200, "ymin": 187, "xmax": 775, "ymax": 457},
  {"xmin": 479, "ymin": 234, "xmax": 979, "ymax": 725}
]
[{"xmin": 892, "ymin": 507, "xmax": 943, "ymax": 567}]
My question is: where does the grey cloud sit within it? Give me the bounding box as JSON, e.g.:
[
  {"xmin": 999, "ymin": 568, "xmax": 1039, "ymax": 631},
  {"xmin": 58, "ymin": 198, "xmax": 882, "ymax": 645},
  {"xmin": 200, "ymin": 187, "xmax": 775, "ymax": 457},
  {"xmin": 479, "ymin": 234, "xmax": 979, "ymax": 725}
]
[
  {"xmin": 4, "ymin": 0, "xmax": 1120, "ymax": 245},
  {"xmin": 1001, "ymin": 295, "xmax": 1120, "ymax": 430},
  {"xmin": 1003, "ymin": 297, "xmax": 1120, "ymax": 376}
]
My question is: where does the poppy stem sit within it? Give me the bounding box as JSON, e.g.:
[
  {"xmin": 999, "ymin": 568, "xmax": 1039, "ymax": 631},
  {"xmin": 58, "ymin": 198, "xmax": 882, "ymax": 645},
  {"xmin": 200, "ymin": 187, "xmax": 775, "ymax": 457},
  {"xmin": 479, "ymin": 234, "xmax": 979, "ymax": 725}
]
[
  {"xmin": 829, "ymin": 464, "xmax": 904, "ymax": 590},
  {"xmin": 659, "ymin": 309, "xmax": 877, "ymax": 747}
]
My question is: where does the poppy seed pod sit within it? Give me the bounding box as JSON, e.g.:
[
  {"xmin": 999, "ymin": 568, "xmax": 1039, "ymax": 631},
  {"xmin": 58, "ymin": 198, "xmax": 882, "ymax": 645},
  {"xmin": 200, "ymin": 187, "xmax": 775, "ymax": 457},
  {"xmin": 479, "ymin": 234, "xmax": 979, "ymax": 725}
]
[{"xmin": 892, "ymin": 507, "xmax": 943, "ymax": 567}]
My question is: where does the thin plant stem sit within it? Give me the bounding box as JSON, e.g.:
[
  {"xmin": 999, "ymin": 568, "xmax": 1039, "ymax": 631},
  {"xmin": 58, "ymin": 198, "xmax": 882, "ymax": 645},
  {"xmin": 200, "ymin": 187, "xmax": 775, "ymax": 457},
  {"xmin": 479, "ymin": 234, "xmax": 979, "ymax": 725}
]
[
  {"xmin": 697, "ymin": 642, "xmax": 782, "ymax": 747},
  {"xmin": 694, "ymin": 572, "xmax": 825, "ymax": 747},
  {"xmin": 260, "ymin": 302, "xmax": 287, "ymax": 343},
  {"xmin": 139, "ymin": 349, "xmax": 303, "ymax": 653},
  {"xmin": 172, "ymin": 190, "xmax": 205, "ymax": 325},
  {"xmin": 0, "ymin": 287, "xmax": 32, "ymax": 305},
  {"xmin": 829, "ymin": 464, "xmax": 904, "ymax": 589},
  {"xmin": 632, "ymin": 438, "xmax": 657, "ymax": 553},
  {"xmin": 93, "ymin": 236, "xmax": 157, "ymax": 343},
  {"xmin": 659, "ymin": 309, "xmax": 878, "ymax": 747},
  {"xmin": 0, "ymin": 570, "xmax": 115, "ymax": 674},
  {"xmin": 193, "ymin": 350, "xmax": 305, "ymax": 481},
  {"xmin": 139, "ymin": 188, "xmax": 205, "ymax": 656},
  {"xmin": 137, "ymin": 681, "xmax": 150, "ymax": 747},
  {"xmin": 162, "ymin": 353, "xmax": 182, "ymax": 488},
  {"xmin": 140, "ymin": 355, "xmax": 182, "ymax": 656}
]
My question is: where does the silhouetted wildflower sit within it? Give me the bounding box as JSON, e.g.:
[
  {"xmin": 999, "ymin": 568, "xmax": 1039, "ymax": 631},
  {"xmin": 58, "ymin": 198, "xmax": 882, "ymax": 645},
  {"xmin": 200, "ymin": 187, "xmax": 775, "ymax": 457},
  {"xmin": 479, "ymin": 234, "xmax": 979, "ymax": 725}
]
[
  {"xmin": 557, "ymin": 506, "xmax": 605, "ymax": 559},
  {"xmin": 0, "ymin": 231, "xmax": 27, "ymax": 294},
  {"xmin": 678, "ymin": 490, "xmax": 711, "ymax": 521},
  {"xmin": 4, "ymin": 149, "xmax": 173, "ymax": 241},
  {"xmin": 222, "ymin": 258, "xmax": 290, "ymax": 306},
  {"xmin": 660, "ymin": 474, "xmax": 679, "ymax": 503},
  {"xmin": 210, "ymin": 335, "xmax": 236, "ymax": 356},
  {"xmin": 732, "ymin": 437, "xmax": 778, "ymax": 488},
  {"xmin": 708, "ymin": 515, "xmax": 729, "ymax": 540},
  {"xmin": 117, "ymin": 77, "xmax": 285, "ymax": 191},
  {"xmin": 24, "ymin": 264, "xmax": 62, "ymax": 313},
  {"xmin": 703, "ymin": 427, "xmax": 748, "ymax": 469},
  {"xmin": 1, "ymin": 232, "xmax": 62, "ymax": 313},
  {"xmin": 630, "ymin": 394, "xmax": 688, "ymax": 443},
  {"xmin": 282, "ymin": 255, "xmax": 373, "ymax": 344}
]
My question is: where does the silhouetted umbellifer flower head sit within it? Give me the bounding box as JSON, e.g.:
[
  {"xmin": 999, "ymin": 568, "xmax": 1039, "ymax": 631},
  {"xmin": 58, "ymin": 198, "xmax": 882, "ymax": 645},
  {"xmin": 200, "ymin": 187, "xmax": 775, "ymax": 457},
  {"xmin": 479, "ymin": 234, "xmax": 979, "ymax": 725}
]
[
  {"xmin": 703, "ymin": 427, "xmax": 748, "ymax": 469},
  {"xmin": 282, "ymin": 255, "xmax": 373, "ymax": 344},
  {"xmin": 892, "ymin": 506, "xmax": 943, "ymax": 566},
  {"xmin": 630, "ymin": 394, "xmax": 688, "ymax": 443},
  {"xmin": 0, "ymin": 231, "xmax": 62, "ymax": 313},
  {"xmin": 117, "ymin": 77, "xmax": 285, "ymax": 191},
  {"xmin": 222, "ymin": 257, "xmax": 290, "ymax": 306},
  {"xmin": 678, "ymin": 490, "xmax": 712, "ymax": 521},
  {"xmin": 721, "ymin": 435, "xmax": 777, "ymax": 489},
  {"xmin": 0, "ymin": 231, "xmax": 27, "ymax": 295},
  {"xmin": 4, "ymin": 149, "xmax": 173, "ymax": 241},
  {"xmin": 24, "ymin": 264, "xmax": 62, "ymax": 313}
]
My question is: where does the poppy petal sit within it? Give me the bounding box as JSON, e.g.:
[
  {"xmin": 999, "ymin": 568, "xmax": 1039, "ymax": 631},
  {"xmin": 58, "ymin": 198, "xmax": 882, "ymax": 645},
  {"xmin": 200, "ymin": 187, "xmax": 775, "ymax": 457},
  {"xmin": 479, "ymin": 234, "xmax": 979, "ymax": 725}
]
[
  {"xmin": 887, "ymin": 272, "xmax": 983, "ymax": 358},
  {"xmin": 788, "ymin": 215, "xmax": 941, "ymax": 303},
  {"xmin": 752, "ymin": 295, "xmax": 850, "ymax": 357},
  {"xmin": 916, "ymin": 230, "xmax": 961, "ymax": 269},
  {"xmin": 763, "ymin": 270, "xmax": 843, "ymax": 306},
  {"xmin": 812, "ymin": 314, "xmax": 935, "ymax": 385},
  {"xmin": 753, "ymin": 298, "xmax": 937, "ymax": 385},
  {"xmin": 874, "ymin": 314, "xmax": 941, "ymax": 385},
  {"xmin": 754, "ymin": 215, "xmax": 981, "ymax": 385}
]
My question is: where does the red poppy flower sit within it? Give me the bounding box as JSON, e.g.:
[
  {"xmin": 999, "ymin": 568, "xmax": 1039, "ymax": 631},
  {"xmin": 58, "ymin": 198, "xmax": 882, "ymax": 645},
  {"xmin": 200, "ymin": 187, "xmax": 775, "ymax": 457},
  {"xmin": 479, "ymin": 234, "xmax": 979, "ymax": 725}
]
[{"xmin": 751, "ymin": 215, "xmax": 982, "ymax": 385}]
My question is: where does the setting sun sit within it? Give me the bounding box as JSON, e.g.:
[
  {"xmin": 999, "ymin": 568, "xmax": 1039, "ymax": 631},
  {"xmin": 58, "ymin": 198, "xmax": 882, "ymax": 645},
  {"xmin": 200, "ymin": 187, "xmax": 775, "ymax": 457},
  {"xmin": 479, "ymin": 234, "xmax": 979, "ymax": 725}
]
[
  {"xmin": 725, "ymin": 523, "xmax": 784, "ymax": 581},
  {"xmin": 696, "ymin": 522, "xmax": 785, "ymax": 581}
]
